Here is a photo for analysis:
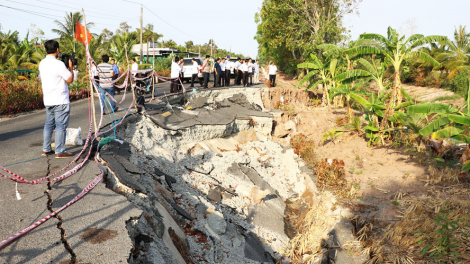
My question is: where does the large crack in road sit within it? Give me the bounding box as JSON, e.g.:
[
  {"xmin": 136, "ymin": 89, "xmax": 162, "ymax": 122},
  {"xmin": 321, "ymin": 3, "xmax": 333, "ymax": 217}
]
[{"xmin": 43, "ymin": 157, "xmax": 77, "ymax": 264}]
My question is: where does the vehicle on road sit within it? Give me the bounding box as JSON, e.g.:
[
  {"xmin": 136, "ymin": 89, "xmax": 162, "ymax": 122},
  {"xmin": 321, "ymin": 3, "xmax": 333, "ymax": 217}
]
[{"xmin": 182, "ymin": 58, "xmax": 204, "ymax": 84}]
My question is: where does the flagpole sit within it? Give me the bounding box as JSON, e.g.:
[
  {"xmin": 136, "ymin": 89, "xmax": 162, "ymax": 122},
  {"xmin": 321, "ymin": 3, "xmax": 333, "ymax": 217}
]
[
  {"xmin": 81, "ymin": 9, "xmax": 98, "ymax": 134},
  {"xmin": 125, "ymin": 42, "xmax": 137, "ymax": 112}
]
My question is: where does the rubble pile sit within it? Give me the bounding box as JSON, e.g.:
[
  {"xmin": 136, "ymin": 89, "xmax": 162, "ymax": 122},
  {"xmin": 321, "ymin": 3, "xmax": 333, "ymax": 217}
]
[{"xmin": 99, "ymin": 89, "xmax": 311, "ymax": 263}]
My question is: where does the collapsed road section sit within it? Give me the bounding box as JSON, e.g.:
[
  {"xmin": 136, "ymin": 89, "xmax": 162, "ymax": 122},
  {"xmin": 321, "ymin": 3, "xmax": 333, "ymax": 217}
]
[
  {"xmin": 97, "ymin": 86, "xmax": 366, "ymax": 263},
  {"xmin": 97, "ymin": 87, "xmax": 307, "ymax": 263}
]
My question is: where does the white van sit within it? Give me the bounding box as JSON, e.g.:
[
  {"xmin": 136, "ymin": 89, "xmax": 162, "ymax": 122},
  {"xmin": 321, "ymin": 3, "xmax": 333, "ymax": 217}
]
[{"xmin": 182, "ymin": 58, "xmax": 204, "ymax": 83}]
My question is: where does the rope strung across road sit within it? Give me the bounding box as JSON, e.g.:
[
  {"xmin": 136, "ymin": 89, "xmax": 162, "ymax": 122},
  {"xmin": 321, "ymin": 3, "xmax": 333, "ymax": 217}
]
[{"xmin": 0, "ymin": 39, "xmax": 191, "ymax": 250}]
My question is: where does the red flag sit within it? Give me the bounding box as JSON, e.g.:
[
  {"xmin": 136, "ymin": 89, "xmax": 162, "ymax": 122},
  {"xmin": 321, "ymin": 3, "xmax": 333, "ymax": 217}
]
[{"xmin": 74, "ymin": 22, "xmax": 92, "ymax": 46}]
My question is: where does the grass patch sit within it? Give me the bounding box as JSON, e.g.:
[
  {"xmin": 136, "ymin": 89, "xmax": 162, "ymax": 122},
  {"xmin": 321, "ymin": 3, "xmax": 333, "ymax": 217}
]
[{"xmin": 432, "ymin": 94, "xmax": 462, "ymax": 102}]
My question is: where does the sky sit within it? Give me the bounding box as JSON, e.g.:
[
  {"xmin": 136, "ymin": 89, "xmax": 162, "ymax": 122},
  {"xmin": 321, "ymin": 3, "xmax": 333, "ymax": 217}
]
[
  {"xmin": 0, "ymin": 0, "xmax": 264, "ymax": 58},
  {"xmin": 1, "ymin": 0, "xmax": 470, "ymax": 59},
  {"xmin": 344, "ymin": 0, "xmax": 470, "ymax": 41}
]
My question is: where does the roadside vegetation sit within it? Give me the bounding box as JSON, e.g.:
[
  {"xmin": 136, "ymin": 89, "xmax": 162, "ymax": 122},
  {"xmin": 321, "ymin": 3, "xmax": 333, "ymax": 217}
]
[
  {"xmin": 0, "ymin": 12, "xmax": 246, "ymax": 115},
  {"xmin": 256, "ymin": 1, "xmax": 470, "ymax": 263}
]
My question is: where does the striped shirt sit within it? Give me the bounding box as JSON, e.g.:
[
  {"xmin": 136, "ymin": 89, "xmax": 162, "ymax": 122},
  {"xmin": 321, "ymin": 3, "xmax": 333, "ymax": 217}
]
[{"xmin": 98, "ymin": 63, "xmax": 113, "ymax": 88}]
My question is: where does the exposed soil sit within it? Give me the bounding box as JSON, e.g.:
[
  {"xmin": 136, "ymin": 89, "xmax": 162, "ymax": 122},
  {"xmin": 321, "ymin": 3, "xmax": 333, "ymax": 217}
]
[{"xmin": 265, "ymin": 75, "xmax": 470, "ymax": 263}]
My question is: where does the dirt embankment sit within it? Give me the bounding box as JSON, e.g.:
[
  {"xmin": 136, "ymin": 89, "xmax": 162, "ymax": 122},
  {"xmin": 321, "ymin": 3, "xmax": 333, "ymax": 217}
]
[{"xmin": 262, "ymin": 77, "xmax": 470, "ymax": 263}]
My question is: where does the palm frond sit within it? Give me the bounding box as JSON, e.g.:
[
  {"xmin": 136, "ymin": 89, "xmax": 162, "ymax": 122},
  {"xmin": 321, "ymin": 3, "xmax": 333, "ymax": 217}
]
[{"xmin": 409, "ymin": 35, "xmax": 448, "ymax": 50}]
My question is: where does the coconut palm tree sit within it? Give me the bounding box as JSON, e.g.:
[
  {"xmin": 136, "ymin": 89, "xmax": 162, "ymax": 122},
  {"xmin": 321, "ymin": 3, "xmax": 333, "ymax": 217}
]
[
  {"xmin": 109, "ymin": 31, "xmax": 138, "ymax": 66},
  {"xmin": 436, "ymin": 25, "xmax": 470, "ymax": 78},
  {"xmin": 344, "ymin": 26, "xmax": 446, "ymax": 120},
  {"xmin": 52, "ymin": 12, "xmax": 94, "ymax": 47}
]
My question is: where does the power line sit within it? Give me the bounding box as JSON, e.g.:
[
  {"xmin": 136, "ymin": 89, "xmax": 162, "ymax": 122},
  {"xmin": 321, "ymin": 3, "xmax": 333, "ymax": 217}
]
[
  {"xmin": 120, "ymin": 0, "xmax": 204, "ymax": 41},
  {"xmin": 0, "ymin": 2, "xmax": 122, "ymax": 30},
  {"xmin": 6, "ymin": 0, "xmax": 139, "ymax": 23},
  {"xmin": 59, "ymin": 0, "xmax": 139, "ymax": 20},
  {"xmin": 0, "ymin": 4, "xmax": 55, "ymax": 20},
  {"xmin": 34, "ymin": 0, "xmax": 140, "ymax": 21}
]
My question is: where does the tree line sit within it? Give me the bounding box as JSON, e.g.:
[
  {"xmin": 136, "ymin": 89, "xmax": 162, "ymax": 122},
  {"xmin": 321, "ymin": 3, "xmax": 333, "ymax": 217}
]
[{"xmin": 0, "ymin": 12, "xmax": 246, "ymax": 79}]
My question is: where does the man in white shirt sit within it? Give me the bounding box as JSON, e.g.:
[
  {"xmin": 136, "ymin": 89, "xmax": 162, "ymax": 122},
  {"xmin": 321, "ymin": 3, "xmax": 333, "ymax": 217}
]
[
  {"xmin": 131, "ymin": 58, "xmax": 138, "ymax": 76},
  {"xmin": 241, "ymin": 59, "xmax": 249, "ymax": 87},
  {"xmin": 170, "ymin": 56, "xmax": 181, "ymax": 93},
  {"xmin": 225, "ymin": 56, "xmax": 231, "ymax": 87},
  {"xmin": 131, "ymin": 58, "xmax": 138, "ymax": 90},
  {"xmin": 220, "ymin": 57, "xmax": 226, "ymax": 87},
  {"xmin": 190, "ymin": 58, "xmax": 199, "ymax": 88},
  {"xmin": 234, "ymin": 58, "xmax": 240, "ymax": 86},
  {"xmin": 269, "ymin": 61, "xmax": 278, "ymax": 87},
  {"xmin": 247, "ymin": 58, "xmax": 253, "ymax": 86},
  {"xmin": 39, "ymin": 40, "xmax": 74, "ymax": 158},
  {"xmin": 237, "ymin": 58, "xmax": 244, "ymax": 85},
  {"xmin": 253, "ymin": 60, "xmax": 260, "ymax": 84}
]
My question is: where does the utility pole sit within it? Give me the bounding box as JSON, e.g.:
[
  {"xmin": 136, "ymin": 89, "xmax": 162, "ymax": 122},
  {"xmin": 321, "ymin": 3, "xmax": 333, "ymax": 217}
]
[
  {"xmin": 210, "ymin": 39, "xmax": 213, "ymax": 58},
  {"xmin": 140, "ymin": 5, "xmax": 143, "ymax": 64},
  {"xmin": 198, "ymin": 45, "xmax": 200, "ymax": 57}
]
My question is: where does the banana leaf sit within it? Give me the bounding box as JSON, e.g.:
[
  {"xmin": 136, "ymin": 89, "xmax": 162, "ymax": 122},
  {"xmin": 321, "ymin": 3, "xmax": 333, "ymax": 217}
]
[
  {"xmin": 452, "ymin": 134, "xmax": 470, "ymax": 144},
  {"xmin": 432, "ymin": 125, "xmax": 465, "ymax": 139},
  {"xmin": 396, "ymin": 101, "xmax": 414, "ymax": 109},
  {"xmin": 462, "ymin": 160, "xmax": 470, "ymax": 171},
  {"xmin": 407, "ymin": 103, "xmax": 458, "ymax": 114},
  {"xmin": 350, "ymin": 93, "xmax": 372, "ymax": 108},
  {"xmin": 448, "ymin": 114, "xmax": 470, "ymax": 126},
  {"xmin": 419, "ymin": 117, "xmax": 451, "ymax": 136}
]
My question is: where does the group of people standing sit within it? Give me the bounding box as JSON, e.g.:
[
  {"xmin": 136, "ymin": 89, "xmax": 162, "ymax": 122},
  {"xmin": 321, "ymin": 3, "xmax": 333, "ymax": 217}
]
[{"xmin": 205, "ymin": 56, "xmax": 261, "ymax": 88}]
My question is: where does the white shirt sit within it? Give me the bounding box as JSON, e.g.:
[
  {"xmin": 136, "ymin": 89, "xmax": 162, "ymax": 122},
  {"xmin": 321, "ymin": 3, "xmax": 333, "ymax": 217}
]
[
  {"xmin": 39, "ymin": 55, "xmax": 72, "ymax": 106},
  {"xmin": 171, "ymin": 61, "xmax": 180, "ymax": 78},
  {"xmin": 220, "ymin": 61, "xmax": 226, "ymax": 71},
  {"xmin": 240, "ymin": 63, "xmax": 248, "ymax": 72},
  {"xmin": 91, "ymin": 65, "xmax": 98, "ymax": 76},
  {"xmin": 226, "ymin": 60, "xmax": 231, "ymax": 70},
  {"xmin": 234, "ymin": 61, "xmax": 240, "ymax": 71},
  {"xmin": 73, "ymin": 70, "xmax": 79, "ymax": 82},
  {"xmin": 193, "ymin": 61, "xmax": 199, "ymax": 74},
  {"xmin": 131, "ymin": 62, "xmax": 138, "ymax": 76},
  {"xmin": 254, "ymin": 63, "xmax": 260, "ymax": 73},
  {"xmin": 238, "ymin": 62, "xmax": 244, "ymax": 70},
  {"xmin": 269, "ymin": 64, "xmax": 277, "ymax": 75},
  {"xmin": 247, "ymin": 62, "xmax": 253, "ymax": 73}
]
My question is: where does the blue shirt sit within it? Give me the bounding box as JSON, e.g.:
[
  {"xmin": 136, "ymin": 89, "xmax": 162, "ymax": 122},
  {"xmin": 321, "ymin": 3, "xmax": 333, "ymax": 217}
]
[{"xmin": 112, "ymin": 64, "xmax": 119, "ymax": 75}]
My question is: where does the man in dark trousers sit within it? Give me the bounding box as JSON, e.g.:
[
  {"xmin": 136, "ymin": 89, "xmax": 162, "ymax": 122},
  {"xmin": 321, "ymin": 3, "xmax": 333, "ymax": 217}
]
[
  {"xmin": 201, "ymin": 55, "xmax": 210, "ymax": 88},
  {"xmin": 225, "ymin": 56, "xmax": 232, "ymax": 86},
  {"xmin": 190, "ymin": 58, "xmax": 198, "ymax": 87},
  {"xmin": 213, "ymin": 58, "xmax": 222, "ymax": 88},
  {"xmin": 220, "ymin": 57, "xmax": 226, "ymax": 87},
  {"xmin": 234, "ymin": 57, "xmax": 240, "ymax": 85}
]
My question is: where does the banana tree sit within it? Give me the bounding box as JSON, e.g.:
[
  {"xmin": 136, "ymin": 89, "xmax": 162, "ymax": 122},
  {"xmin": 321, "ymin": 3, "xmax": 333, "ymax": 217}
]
[
  {"xmin": 344, "ymin": 27, "xmax": 446, "ymax": 118},
  {"xmin": 297, "ymin": 54, "xmax": 339, "ymax": 107},
  {"xmin": 407, "ymin": 79, "xmax": 470, "ymax": 170},
  {"xmin": 357, "ymin": 57, "xmax": 389, "ymax": 94}
]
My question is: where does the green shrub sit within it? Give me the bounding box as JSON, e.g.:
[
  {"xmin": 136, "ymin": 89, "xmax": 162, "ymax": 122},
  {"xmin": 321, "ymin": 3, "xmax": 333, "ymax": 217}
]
[
  {"xmin": 0, "ymin": 78, "xmax": 89, "ymax": 115},
  {"xmin": 449, "ymin": 69, "xmax": 470, "ymax": 95}
]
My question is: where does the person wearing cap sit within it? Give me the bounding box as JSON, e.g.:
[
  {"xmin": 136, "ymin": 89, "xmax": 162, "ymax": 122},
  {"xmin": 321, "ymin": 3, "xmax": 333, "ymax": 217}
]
[
  {"xmin": 225, "ymin": 56, "xmax": 231, "ymax": 86},
  {"xmin": 220, "ymin": 57, "xmax": 226, "ymax": 87}
]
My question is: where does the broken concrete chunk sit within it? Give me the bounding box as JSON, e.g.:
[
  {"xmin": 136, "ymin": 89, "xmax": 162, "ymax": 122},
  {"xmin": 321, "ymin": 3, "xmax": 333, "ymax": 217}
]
[
  {"xmin": 186, "ymin": 161, "xmax": 214, "ymax": 175},
  {"xmin": 206, "ymin": 210, "xmax": 226, "ymax": 235},
  {"xmin": 207, "ymin": 189, "xmax": 222, "ymax": 203},
  {"xmin": 164, "ymin": 197, "xmax": 194, "ymax": 221}
]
